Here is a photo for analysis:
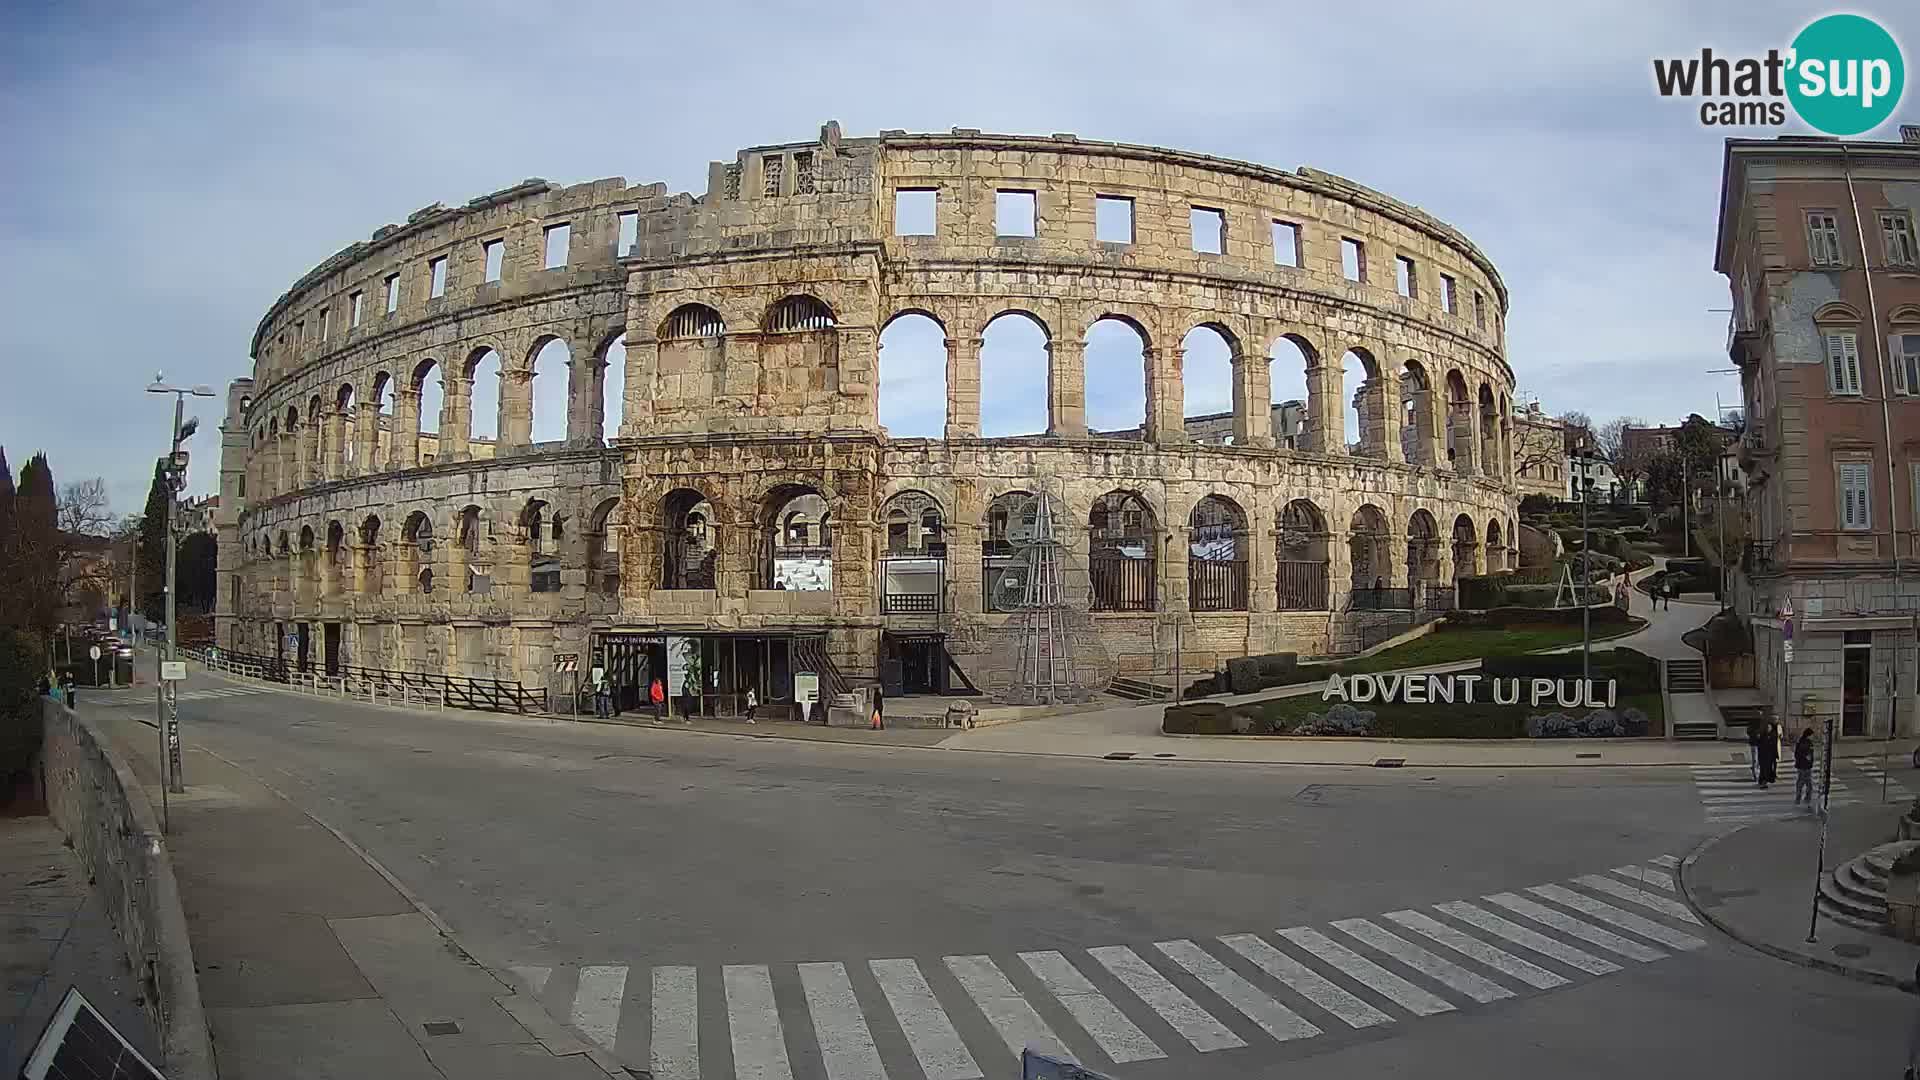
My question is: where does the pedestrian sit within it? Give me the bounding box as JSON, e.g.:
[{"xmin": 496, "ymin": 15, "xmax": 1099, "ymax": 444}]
[
  {"xmin": 1747, "ymin": 719, "xmax": 1765, "ymax": 783},
  {"xmin": 650, "ymin": 676, "xmax": 666, "ymax": 723},
  {"xmin": 870, "ymin": 683, "xmax": 885, "ymax": 731},
  {"xmin": 590, "ymin": 663, "xmax": 610, "ymax": 719},
  {"xmin": 745, "ymin": 687, "xmax": 757, "ymax": 724},
  {"xmin": 1757, "ymin": 721, "xmax": 1780, "ymax": 788},
  {"xmin": 1793, "ymin": 727, "xmax": 1815, "ymax": 810}
]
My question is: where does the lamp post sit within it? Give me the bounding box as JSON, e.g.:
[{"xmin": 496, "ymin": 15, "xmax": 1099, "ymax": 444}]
[{"xmin": 148, "ymin": 375, "xmax": 215, "ymax": 805}]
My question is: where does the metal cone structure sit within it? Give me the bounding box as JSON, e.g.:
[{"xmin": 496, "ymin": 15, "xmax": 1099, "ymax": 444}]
[{"xmin": 1007, "ymin": 492, "xmax": 1082, "ymax": 705}]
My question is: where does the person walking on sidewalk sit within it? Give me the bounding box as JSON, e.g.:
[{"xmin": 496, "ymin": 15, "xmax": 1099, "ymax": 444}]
[
  {"xmin": 650, "ymin": 676, "xmax": 666, "ymax": 723},
  {"xmin": 590, "ymin": 663, "xmax": 611, "ymax": 719},
  {"xmin": 1757, "ymin": 721, "xmax": 1780, "ymax": 789},
  {"xmin": 1793, "ymin": 727, "xmax": 1815, "ymax": 809}
]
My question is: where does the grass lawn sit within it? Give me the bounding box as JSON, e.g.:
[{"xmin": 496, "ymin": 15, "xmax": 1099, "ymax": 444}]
[
  {"xmin": 1245, "ymin": 689, "xmax": 1666, "ymax": 738},
  {"xmin": 1334, "ymin": 621, "xmax": 1644, "ymax": 675}
]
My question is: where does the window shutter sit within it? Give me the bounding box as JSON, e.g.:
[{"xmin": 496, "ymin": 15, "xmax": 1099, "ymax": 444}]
[
  {"xmin": 1845, "ymin": 338, "xmax": 1863, "ymax": 395},
  {"xmin": 1827, "ymin": 333, "xmax": 1849, "ymax": 392}
]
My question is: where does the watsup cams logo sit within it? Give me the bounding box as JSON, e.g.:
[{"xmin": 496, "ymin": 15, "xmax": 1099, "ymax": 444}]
[{"xmin": 1653, "ymin": 13, "xmax": 1905, "ymax": 135}]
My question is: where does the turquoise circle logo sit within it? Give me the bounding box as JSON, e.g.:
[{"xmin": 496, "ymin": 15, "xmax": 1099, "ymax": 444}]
[{"xmin": 1787, "ymin": 14, "xmax": 1905, "ymax": 135}]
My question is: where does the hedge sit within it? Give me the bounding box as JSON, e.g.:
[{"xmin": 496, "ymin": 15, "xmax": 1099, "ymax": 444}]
[
  {"xmin": 1445, "ymin": 604, "xmax": 1635, "ymax": 630},
  {"xmin": 1, "ymin": 629, "xmax": 46, "ymax": 806}
]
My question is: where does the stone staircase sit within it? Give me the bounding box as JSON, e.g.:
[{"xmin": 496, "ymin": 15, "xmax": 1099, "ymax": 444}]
[
  {"xmin": 1665, "ymin": 657, "xmax": 1706, "ymax": 693},
  {"xmin": 1108, "ymin": 676, "xmax": 1171, "ymax": 702},
  {"xmin": 1817, "ymin": 840, "xmax": 1920, "ymax": 931}
]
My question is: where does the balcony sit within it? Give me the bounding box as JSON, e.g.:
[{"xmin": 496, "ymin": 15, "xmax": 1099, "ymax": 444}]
[{"xmin": 1726, "ymin": 312, "xmax": 1765, "ymax": 367}]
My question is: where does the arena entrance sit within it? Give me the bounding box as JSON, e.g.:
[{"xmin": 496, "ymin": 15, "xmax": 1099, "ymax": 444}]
[
  {"xmin": 591, "ymin": 631, "xmax": 845, "ymax": 720},
  {"xmin": 880, "ymin": 633, "xmax": 947, "ymax": 696}
]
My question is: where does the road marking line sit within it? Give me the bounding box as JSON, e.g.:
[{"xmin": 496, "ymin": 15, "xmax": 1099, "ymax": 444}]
[
  {"xmin": 1216, "ymin": 933, "xmax": 1393, "ymax": 1029},
  {"xmin": 569, "ymin": 965, "xmax": 627, "ymax": 1052},
  {"xmin": 1018, "ymin": 951, "xmax": 1164, "ymax": 1063},
  {"xmin": 1086, "ymin": 945, "xmax": 1244, "ymax": 1052},
  {"xmin": 1154, "ymin": 939, "xmax": 1321, "ymax": 1043},
  {"xmin": 1609, "ymin": 866, "xmax": 1674, "ymax": 891},
  {"xmin": 1484, "ymin": 893, "xmax": 1665, "ymax": 962},
  {"xmin": 1531, "ymin": 886, "xmax": 1709, "ymax": 951},
  {"xmin": 798, "ymin": 962, "xmax": 886, "ymax": 1080},
  {"xmin": 1650, "ymin": 854, "xmax": 1680, "ymax": 868},
  {"xmin": 652, "ymin": 966, "xmax": 699, "ymax": 1080},
  {"xmin": 509, "ymin": 965, "xmax": 551, "ymax": 995},
  {"xmin": 1277, "ymin": 927, "xmax": 1456, "ymax": 1015},
  {"xmin": 1573, "ymin": 875, "xmax": 1701, "ymax": 924},
  {"xmin": 723, "ymin": 964, "xmax": 794, "ymax": 1080},
  {"xmin": 946, "ymin": 955, "xmax": 1073, "ymax": 1063},
  {"xmin": 869, "ymin": 959, "xmax": 982, "ymax": 1080},
  {"xmin": 1382, "ymin": 910, "xmax": 1568, "ymax": 990},
  {"xmin": 1433, "ymin": 901, "xmax": 1620, "ymax": 975},
  {"xmin": 1328, "ymin": 919, "xmax": 1513, "ymax": 1004}
]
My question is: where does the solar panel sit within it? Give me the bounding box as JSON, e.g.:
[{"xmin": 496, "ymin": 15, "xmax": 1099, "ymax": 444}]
[{"xmin": 18, "ymin": 988, "xmax": 165, "ymax": 1080}]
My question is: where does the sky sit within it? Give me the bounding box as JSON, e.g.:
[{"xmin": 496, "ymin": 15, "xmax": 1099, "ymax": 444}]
[{"xmin": 3, "ymin": 0, "xmax": 1912, "ymax": 517}]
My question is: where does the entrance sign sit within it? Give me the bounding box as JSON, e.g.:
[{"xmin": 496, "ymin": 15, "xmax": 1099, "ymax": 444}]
[
  {"xmin": 160, "ymin": 661, "xmax": 187, "ymax": 681},
  {"xmin": 1323, "ymin": 672, "xmax": 1618, "ymax": 709}
]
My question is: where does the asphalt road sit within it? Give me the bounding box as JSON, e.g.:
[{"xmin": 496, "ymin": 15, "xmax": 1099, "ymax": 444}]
[{"xmin": 98, "ymin": 675, "xmax": 1916, "ymax": 1078}]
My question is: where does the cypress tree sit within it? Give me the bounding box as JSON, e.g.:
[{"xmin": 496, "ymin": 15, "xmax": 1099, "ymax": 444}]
[
  {"xmin": 137, "ymin": 458, "xmax": 170, "ymax": 624},
  {"xmin": 14, "ymin": 453, "xmax": 58, "ymax": 632},
  {"xmin": 0, "ymin": 448, "xmax": 16, "ymax": 626}
]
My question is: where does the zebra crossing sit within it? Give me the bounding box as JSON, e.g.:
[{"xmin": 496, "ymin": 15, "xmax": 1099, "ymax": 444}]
[
  {"xmin": 103, "ymin": 685, "xmax": 275, "ymax": 707},
  {"xmin": 509, "ymin": 857, "xmax": 1703, "ymax": 1078},
  {"xmin": 1689, "ymin": 756, "xmax": 1914, "ymax": 824}
]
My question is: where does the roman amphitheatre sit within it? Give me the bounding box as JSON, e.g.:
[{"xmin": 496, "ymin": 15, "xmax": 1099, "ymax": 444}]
[{"xmin": 214, "ymin": 122, "xmax": 1518, "ymax": 712}]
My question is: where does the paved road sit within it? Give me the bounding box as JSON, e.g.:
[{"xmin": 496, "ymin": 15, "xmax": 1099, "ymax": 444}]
[{"xmin": 94, "ymin": 676, "xmax": 1916, "ymax": 1078}]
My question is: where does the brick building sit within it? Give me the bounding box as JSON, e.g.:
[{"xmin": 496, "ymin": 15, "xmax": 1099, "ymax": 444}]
[{"xmin": 1719, "ymin": 129, "xmax": 1920, "ymax": 741}]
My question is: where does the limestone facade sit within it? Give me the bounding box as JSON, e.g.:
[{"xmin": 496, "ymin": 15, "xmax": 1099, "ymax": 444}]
[{"xmin": 218, "ymin": 123, "xmax": 1519, "ymax": 691}]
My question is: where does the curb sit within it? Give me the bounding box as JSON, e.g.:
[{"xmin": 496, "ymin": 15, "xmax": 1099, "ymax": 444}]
[{"xmin": 1677, "ymin": 823, "xmax": 1917, "ymax": 993}]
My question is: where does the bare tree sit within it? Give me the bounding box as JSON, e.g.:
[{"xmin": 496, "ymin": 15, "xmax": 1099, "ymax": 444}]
[
  {"xmin": 58, "ymin": 478, "xmax": 114, "ymax": 538},
  {"xmin": 1596, "ymin": 417, "xmax": 1638, "ymax": 465},
  {"xmin": 52, "ymin": 478, "xmax": 117, "ymax": 620}
]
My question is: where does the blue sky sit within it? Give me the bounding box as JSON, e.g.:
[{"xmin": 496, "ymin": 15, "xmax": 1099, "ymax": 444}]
[{"xmin": 3, "ymin": 0, "xmax": 1909, "ymax": 514}]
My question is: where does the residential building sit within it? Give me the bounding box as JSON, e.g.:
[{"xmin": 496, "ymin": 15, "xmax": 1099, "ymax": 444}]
[
  {"xmin": 1568, "ymin": 447, "xmax": 1621, "ymax": 503},
  {"xmin": 1718, "ymin": 128, "xmax": 1920, "ymax": 741},
  {"xmin": 1511, "ymin": 404, "xmax": 1566, "ymax": 502}
]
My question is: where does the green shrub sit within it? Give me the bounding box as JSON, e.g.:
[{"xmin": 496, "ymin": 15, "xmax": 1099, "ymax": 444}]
[
  {"xmin": 1162, "ymin": 702, "xmax": 1236, "ymax": 735},
  {"xmin": 1226, "ymin": 652, "xmax": 1299, "ymax": 694},
  {"xmin": 0, "ymin": 629, "xmax": 47, "ymax": 803}
]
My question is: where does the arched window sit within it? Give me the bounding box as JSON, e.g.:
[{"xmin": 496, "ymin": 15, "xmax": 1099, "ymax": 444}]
[
  {"xmin": 1181, "ymin": 326, "xmax": 1236, "ymax": 439},
  {"xmin": 661, "ymin": 489, "xmax": 717, "ymax": 590},
  {"xmin": 1088, "ymin": 491, "xmax": 1156, "ymax": 612},
  {"xmin": 529, "ymin": 338, "xmax": 570, "ymax": 444},
  {"xmin": 336, "ymin": 384, "xmax": 358, "ymax": 469},
  {"xmin": 763, "ymin": 487, "xmax": 831, "ymax": 590},
  {"xmin": 1188, "ymin": 495, "xmax": 1248, "ymax": 610},
  {"xmin": 1277, "ymin": 499, "xmax": 1330, "ymax": 610},
  {"xmin": 1348, "ymin": 505, "xmax": 1392, "ymax": 599},
  {"xmin": 1452, "ymin": 513, "xmax": 1480, "ymax": 580},
  {"xmin": 662, "ymin": 304, "xmax": 725, "ymax": 340},
  {"xmin": 983, "ymin": 490, "xmax": 1037, "ymax": 612},
  {"xmin": 402, "ymin": 511, "xmax": 434, "ymax": 594},
  {"xmin": 1085, "ymin": 316, "xmax": 1148, "ymax": 437},
  {"xmin": 458, "ymin": 505, "xmax": 487, "ymax": 593},
  {"xmin": 1407, "ymin": 509, "xmax": 1441, "ymax": 592},
  {"xmin": 360, "ymin": 515, "xmax": 383, "ymax": 597},
  {"xmin": 325, "ymin": 521, "xmax": 345, "ymax": 597},
  {"xmin": 600, "ymin": 333, "xmax": 626, "ymax": 442},
  {"xmin": 1444, "ymin": 370, "xmax": 1471, "ymax": 470},
  {"xmin": 881, "ymin": 490, "xmax": 946, "ymax": 613},
  {"xmin": 466, "ymin": 349, "xmax": 502, "ymax": 444},
  {"xmin": 1268, "ymin": 335, "xmax": 1317, "ymax": 450},
  {"xmin": 878, "ymin": 312, "xmax": 947, "ymax": 438},
  {"xmin": 1486, "ymin": 518, "xmax": 1505, "ymax": 572},
  {"xmin": 763, "ymin": 295, "xmax": 835, "ymax": 333},
  {"xmin": 981, "ymin": 312, "xmax": 1050, "ymax": 437},
  {"xmin": 1399, "ymin": 360, "xmax": 1434, "ymax": 465},
  {"xmin": 588, "ymin": 498, "xmax": 623, "ymax": 597},
  {"xmin": 524, "ymin": 500, "xmax": 560, "ymax": 593}
]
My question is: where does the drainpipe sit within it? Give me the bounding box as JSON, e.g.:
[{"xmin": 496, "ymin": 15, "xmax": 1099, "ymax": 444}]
[{"xmin": 1841, "ymin": 145, "xmax": 1909, "ymax": 736}]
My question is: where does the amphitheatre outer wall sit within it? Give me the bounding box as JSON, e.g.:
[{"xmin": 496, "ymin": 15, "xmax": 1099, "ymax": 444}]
[{"xmin": 214, "ymin": 122, "xmax": 1519, "ymax": 698}]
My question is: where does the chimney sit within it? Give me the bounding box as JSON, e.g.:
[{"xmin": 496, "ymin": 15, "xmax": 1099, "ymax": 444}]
[{"xmin": 1903, "ymin": 124, "xmax": 1920, "ymax": 144}]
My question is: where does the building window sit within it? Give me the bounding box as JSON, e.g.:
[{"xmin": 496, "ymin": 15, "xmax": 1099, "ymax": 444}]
[
  {"xmin": 617, "ymin": 212, "xmax": 638, "ymax": 257},
  {"xmin": 1272, "ymin": 221, "xmax": 1301, "ymax": 267},
  {"xmin": 1825, "ymin": 331, "xmax": 1863, "ymax": 395},
  {"xmin": 724, "ymin": 165, "xmax": 741, "ymax": 201},
  {"xmin": 1807, "ymin": 211, "xmax": 1845, "ymax": 267},
  {"xmin": 1096, "ymin": 195, "xmax": 1134, "ymax": 243},
  {"xmin": 319, "ymin": 307, "xmax": 330, "ymax": 340},
  {"xmin": 543, "ymin": 224, "xmax": 570, "ymax": 269},
  {"xmin": 1840, "ymin": 460, "xmax": 1872, "ymax": 530},
  {"xmin": 1894, "ymin": 332, "xmax": 1920, "ymax": 395},
  {"xmin": 295, "ymin": 319, "xmax": 304, "ymax": 343},
  {"xmin": 1190, "ymin": 207, "xmax": 1225, "ymax": 254},
  {"xmin": 1440, "ymin": 274, "xmax": 1457, "ymax": 314},
  {"xmin": 429, "ymin": 256, "xmax": 447, "ymax": 298},
  {"xmin": 1394, "ymin": 255, "xmax": 1417, "ymax": 298},
  {"xmin": 350, "ymin": 291, "xmax": 363, "ymax": 327},
  {"xmin": 894, "ymin": 189, "xmax": 936, "ymax": 236},
  {"xmin": 483, "ymin": 239, "xmax": 504, "ymax": 282},
  {"xmin": 1881, "ymin": 211, "xmax": 1918, "ymax": 268},
  {"xmin": 1340, "ymin": 238, "xmax": 1365, "ymax": 281},
  {"xmin": 996, "ymin": 190, "xmax": 1036, "ymax": 237},
  {"xmin": 763, "ymin": 155, "xmax": 784, "ymax": 197},
  {"xmin": 385, "ymin": 273, "xmax": 400, "ymax": 313},
  {"xmin": 1474, "ymin": 291, "xmax": 1486, "ymax": 330},
  {"xmin": 793, "ymin": 152, "xmax": 815, "ymax": 195}
]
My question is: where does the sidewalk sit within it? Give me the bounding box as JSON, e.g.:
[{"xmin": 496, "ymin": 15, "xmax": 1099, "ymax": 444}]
[
  {"xmin": 1681, "ymin": 803, "xmax": 1920, "ymax": 989},
  {"xmin": 0, "ymin": 815, "xmax": 155, "ymax": 1075},
  {"xmin": 84, "ymin": 705, "xmax": 616, "ymax": 1079}
]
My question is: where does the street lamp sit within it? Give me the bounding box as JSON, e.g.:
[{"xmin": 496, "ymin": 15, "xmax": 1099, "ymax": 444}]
[{"xmin": 147, "ymin": 374, "xmax": 214, "ymax": 803}]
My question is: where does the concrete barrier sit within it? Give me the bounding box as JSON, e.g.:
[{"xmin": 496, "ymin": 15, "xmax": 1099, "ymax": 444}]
[{"xmin": 40, "ymin": 700, "xmax": 216, "ymax": 1079}]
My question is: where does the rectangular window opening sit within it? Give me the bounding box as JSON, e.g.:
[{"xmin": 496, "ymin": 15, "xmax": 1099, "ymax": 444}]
[
  {"xmin": 1191, "ymin": 207, "xmax": 1225, "ymax": 254},
  {"xmin": 894, "ymin": 188, "xmax": 936, "ymax": 236},
  {"xmin": 1474, "ymin": 291, "xmax": 1487, "ymax": 330},
  {"xmin": 1882, "ymin": 211, "xmax": 1918, "ymax": 268},
  {"xmin": 1272, "ymin": 221, "xmax": 1300, "ymax": 267},
  {"xmin": 429, "ymin": 256, "xmax": 448, "ymax": 298},
  {"xmin": 793, "ymin": 152, "xmax": 815, "ymax": 195},
  {"xmin": 1825, "ymin": 331, "xmax": 1863, "ymax": 395},
  {"xmin": 543, "ymin": 223, "xmax": 570, "ymax": 269},
  {"xmin": 385, "ymin": 273, "xmax": 400, "ymax": 313},
  {"xmin": 763, "ymin": 155, "xmax": 784, "ymax": 198},
  {"xmin": 616, "ymin": 212, "xmax": 638, "ymax": 257},
  {"xmin": 1839, "ymin": 460, "xmax": 1872, "ymax": 530},
  {"xmin": 319, "ymin": 307, "xmax": 330, "ymax": 340},
  {"xmin": 483, "ymin": 239, "xmax": 504, "ymax": 283},
  {"xmin": 350, "ymin": 291, "xmax": 363, "ymax": 327},
  {"xmin": 1895, "ymin": 332, "xmax": 1920, "ymax": 395},
  {"xmin": 1808, "ymin": 211, "xmax": 1844, "ymax": 267},
  {"xmin": 1096, "ymin": 195, "xmax": 1134, "ymax": 244},
  {"xmin": 1440, "ymin": 274, "xmax": 1458, "ymax": 314},
  {"xmin": 1394, "ymin": 255, "xmax": 1417, "ymax": 298},
  {"xmin": 1341, "ymin": 237, "xmax": 1366, "ymax": 281},
  {"xmin": 996, "ymin": 190, "xmax": 1036, "ymax": 237}
]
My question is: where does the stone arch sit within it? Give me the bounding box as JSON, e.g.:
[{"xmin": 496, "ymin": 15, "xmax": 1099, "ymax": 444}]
[
  {"xmin": 981, "ymin": 310, "xmax": 1051, "ymax": 437},
  {"xmin": 882, "ymin": 489, "xmax": 945, "ymax": 553},
  {"xmin": 335, "ymin": 383, "xmax": 358, "ymax": 471},
  {"xmin": 402, "ymin": 510, "xmax": 434, "ymax": 594},
  {"xmin": 1407, "ymin": 508, "xmax": 1442, "ymax": 590},
  {"xmin": 1268, "ymin": 332, "xmax": 1319, "ymax": 450},
  {"xmin": 359, "ymin": 514, "xmax": 384, "ymax": 597},
  {"xmin": 763, "ymin": 294, "xmax": 836, "ymax": 332},
  {"xmin": 661, "ymin": 488, "xmax": 718, "ymax": 590},
  {"xmin": 1341, "ymin": 347, "xmax": 1382, "ymax": 456},
  {"xmin": 1348, "ymin": 503, "xmax": 1392, "ymax": 593},
  {"xmin": 1399, "ymin": 358, "xmax": 1436, "ymax": 465},
  {"xmin": 524, "ymin": 335, "xmax": 572, "ymax": 445},
  {"xmin": 466, "ymin": 346, "xmax": 503, "ymax": 443},
  {"xmin": 1452, "ymin": 512, "xmax": 1480, "ymax": 580},
  {"xmin": 1444, "ymin": 368, "xmax": 1471, "ymax": 470},
  {"xmin": 761, "ymin": 484, "xmax": 831, "ymax": 590},
  {"xmin": 413, "ymin": 358, "xmax": 444, "ymax": 442},
  {"xmin": 878, "ymin": 311, "xmax": 947, "ymax": 439},
  {"xmin": 1181, "ymin": 324, "xmax": 1237, "ymax": 437},
  {"xmin": 520, "ymin": 497, "xmax": 561, "ymax": 592},
  {"xmin": 1188, "ymin": 493, "xmax": 1249, "ymax": 611},
  {"xmin": 1276, "ymin": 498, "xmax": 1331, "ymax": 609},
  {"xmin": 1477, "ymin": 383, "xmax": 1499, "ymax": 477},
  {"xmin": 587, "ymin": 497, "xmax": 623, "ymax": 596},
  {"xmin": 1088, "ymin": 490, "xmax": 1157, "ymax": 612},
  {"xmin": 1085, "ymin": 314, "xmax": 1148, "ymax": 437},
  {"xmin": 982, "ymin": 489, "xmax": 1038, "ymax": 613},
  {"xmin": 1486, "ymin": 516, "xmax": 1505, "ymax": 572},
  {"xmin": 880, "ymin": 490, "xmax": 946, "ymax": 614},
  {"xmin": 660, "ymin": 303, "xmax": 725, "ymax": 340},
  {"xmin": 599, "ymin": 331, "xmax": 627, "ymax": 442}
]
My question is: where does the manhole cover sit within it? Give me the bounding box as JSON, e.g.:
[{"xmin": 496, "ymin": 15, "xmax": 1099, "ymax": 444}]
[
  {"xmin": 1103, "ymin": 752, "xmax": 1136, "ymax": 760},
  {"xmin": 1373, "ymin": 757, "xmax": 1406, "ymax": 768},
  {"xmin": 1153, "ymin": 752, "xmax": 1176, "ymax": 759},
  {"xmin": 1576, "ymin": 752, "xmax": 1602, "ymax": 759},
  {"xmin": 423, "ymin": 1021, "xmax": 462, "ymax": 1036},
  {"xmin": 1832, "ymin": 943, "xmax": 1872, "ymax": 959}
]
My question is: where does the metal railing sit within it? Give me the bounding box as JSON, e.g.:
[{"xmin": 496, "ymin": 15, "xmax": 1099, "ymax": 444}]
[
  {"xmin": 1347, "ymin": 586, "xmax": 1413, "ymax": 611},
  {"xmin": 1276, "ymin": 560, "xmax": 1330, "ymax": 610},
  {"xmin": 1089, "ymin": 555, "xmax": 1156, "ymax": 612},
  {"xmin": 1188, "ymin": 559, "xmax": 1249, "ymax": 612},
  {"xmin": 184, "ymin": 648, "xmax": 547, "ymax": 713},
  {"xmin": 880, "ymin": 556, "xmax": 946, "ymax": 614}
]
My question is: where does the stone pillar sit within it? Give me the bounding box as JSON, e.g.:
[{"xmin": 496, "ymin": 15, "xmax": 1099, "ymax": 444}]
[
  {"xmin": 1422, "ymin": 388, "xmax": 1446, "ymax": 467},
  {"xmin": 353, "ymin": 542, "xmax": 371, "ymax": 597},
  {"xmin": 949, "ymin": 515, "xmax": 984, "ymax": 614},
  {"xmin": 394, "ymin": 390, "xmax": 422, "ymax": 469},
  {"xmin": 360, "ymin": 404, "xmax": 382, "ymax": 473},
  {"xmin": 1373, "ymin": 366, "xmax": 1403, "ymax": 463},
  {"xmin": 1234, "ymin": 351, "xmax": 1272, "ymax": 448},
  {"xmin": 1144, "ymin": 347, "xmax": 1184, "ymax": 445},
  {"xmin": 1466, "ymin": 402, "xmax": 1484, "ymax": 475},
  {"xmin": 1305, "ymin": 364, "xmax": 1342, "ymax": 454},
  {"xmin": 946, "ymin": 336, "xmax": 981, "ymax": 439},
  {"xmin": 1047, "ymin": 339, "xmax": 1087, "ymax": 438},
  {"xmin": 565, "ymin": 359, "xmax": 594, "ymax": 444},
  {"xmin": 323, "ymin": 412, "xmax": 346, "ymax": 482},
  {"xmin": 621, "ymin": 340, "xmax": 658, "ymax": 437},
  {"xmin": 1328, "ymin": 523, "xmax": 1355, "ymax": 607},
  {"xmin": 441, "ymin": 375, "xmax": 472, "ymax": 460},
  {"xmin": 499, "ymin": 368, "xmax": 534, "ymax": 448},
  {"xmin": 1250, "ymin": 522, "xmax": 1277, "ymax": 613},
  {"xmin": 1162, "ymin": 520, "xmax": 1189, "ymax": 613}
]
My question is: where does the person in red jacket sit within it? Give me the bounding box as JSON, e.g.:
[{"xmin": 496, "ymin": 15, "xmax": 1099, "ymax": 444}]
[{"xmin": 649, "ymin": 676, "xmax": 666, "ymax": 723}]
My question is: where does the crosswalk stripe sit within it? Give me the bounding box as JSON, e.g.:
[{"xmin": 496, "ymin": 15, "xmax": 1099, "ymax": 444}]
[
  {"xmin": 1277, "ymin": 927, "xmax": 1455, "ymax": 1016},
  {"xmin": 510, "ymin": 964, "xmax": 551, "ymax": 995},
  {"xmin": 570, "ymin": 965, "xmax": 627, "ymax": 1052},
  {"xmin": 1572, "ymin": 875, "xmax": 1701, "ymax": 924},
  {"xmin": 1217, "ymin": 933, "xmax": 1393, "ymax": 1029},
  {"xmin": 1329, "ymin": 918, "xmax": 1513, "ymax": 1004},
  {"xmin": 868, "ymin": 959, "xmax": 982, "ymax": 1080},
  {"xmin": 1434, "ymin": 901, "xmax": 1621, "ymax": 975},
  {"xmin": 1529, "ymin": 886, "xmax": 1709, "ymax": 952},
  {"xmin": 1018, "ymin": 951, "xmax": 1164, "ymax": 1064},
  {"xmin": 1484, "ymin": 893, "xmax": 1665, "ymax": 962},
  {"xmin": 1086, "ymin": 946, "xmax": 1244, "ymax": 1052},
  {"xmin": 651, "ymin": 966, "xmax": 700, "ymax": 1080},
  {"xmin": 724, "ymin": 964, "xmax": 795, "ymax": 1080},
  {"xmin": 1609, "ymin": 866, "xmax": 1674, "ymax": 891},
  {"xmin": 1155, "ymin": 939, "xmax": 1321, "ymax": 1043},
  {"xmin": 1381, "ymin": 910, "xmax": 1569, "ymax": 990},
  {"xmin": 946, "ymin": 955, "xmax": 1073, "ymax": 1063},
  {"xmin": 1650, "ymin": 854, "xmax": 1680, "ymax": 868},
  {"xmin": 797, "ymin": 962, "xmax": 886, "ymax": 1080}
]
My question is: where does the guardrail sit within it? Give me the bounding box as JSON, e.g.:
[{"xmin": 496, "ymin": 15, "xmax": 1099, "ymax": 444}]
[{"xmin": 178, "ymin": 648, "xmax": 546, "ymax": 714}]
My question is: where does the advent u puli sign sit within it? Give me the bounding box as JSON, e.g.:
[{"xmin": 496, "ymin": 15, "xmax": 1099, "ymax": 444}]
[{"xmin": 1323, "ymin": 673, "xmax": 1619, "ymax": 709}]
